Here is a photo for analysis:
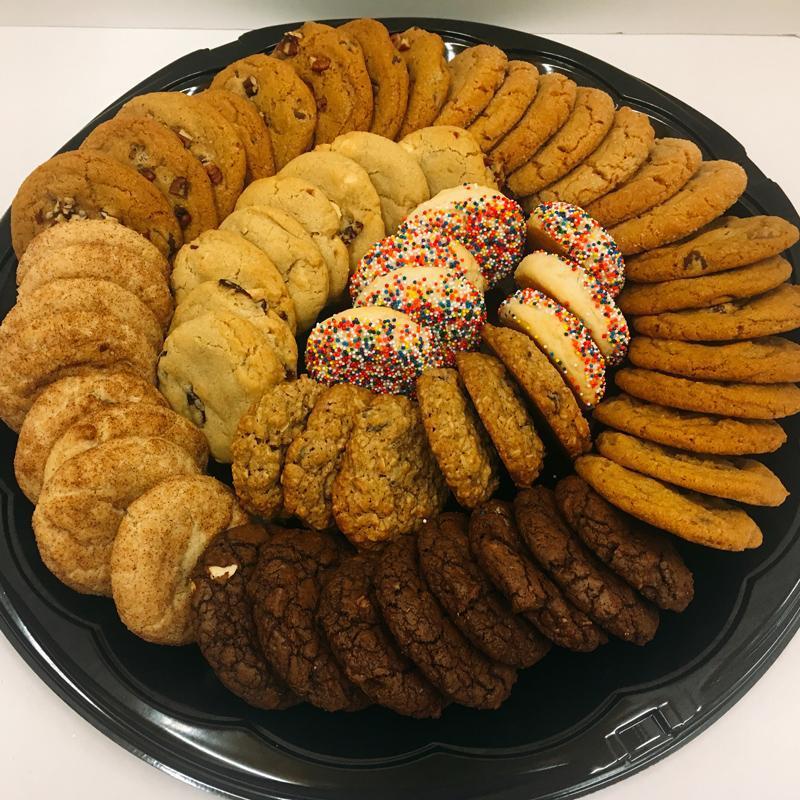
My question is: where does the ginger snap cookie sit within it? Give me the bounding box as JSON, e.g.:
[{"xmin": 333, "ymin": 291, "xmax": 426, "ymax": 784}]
[
  {"xmin": 468, "ymin": 60, "xmax": 539, "ymax": 152},
  {"xmin": 11, "ymin": 150, "xmax": 182, "ymax": 260},
  {"xmin": 489, "ymin": 72, "xmax": 576, "ymax": 178},
  {"xmin": 416, "ymin": 368, "xmax": 501, "ymax": 509},
  {"xmin": 80, "ymin": 115, "xmax": 218, "ymax": 240},
  {"xmin": 585, "ymin": 138, "xmax": 702, "ymax": 228},
  {"xmin": 609, "ymin": 161, "xmax": 748, "ymax": 255},
  {"xmin": 625, "ymin": 215, "xmax": 800, "ymax": 283},
  {"xmin": 393, "ymin": 27, "xmax": 451, "ymax": 137},
  {"xmin": 595, "ymin": 430, "xmax": 789, "ymax": 507},
  {"xmin": 209, "ymin": 53, "xmax": 317, "ymax": 170},
  {"xmin": 339, "ymin": 18, "xmax": 409, "ymax": 140},
  {"xmin": 575, "ymin": 454, "xmax": 763, "ymax": 551},
  {"xmin": 455, "ymin": 350, "xmax": 545, "ymax": 486},
  {"xmin": 594, "ymin": 394, "xmax": 787, "ymax": 455}
]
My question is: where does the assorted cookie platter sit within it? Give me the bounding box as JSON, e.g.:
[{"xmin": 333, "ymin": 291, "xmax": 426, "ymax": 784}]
[{"xmin": 0, "ymin": 17, "xmax": 799, "ymax": 800}]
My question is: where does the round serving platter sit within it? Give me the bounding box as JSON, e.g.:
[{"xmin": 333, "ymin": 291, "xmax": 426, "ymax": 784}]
[{"xmin": 0, "ymin": 18, "xmax": 799, "ymax": 800}]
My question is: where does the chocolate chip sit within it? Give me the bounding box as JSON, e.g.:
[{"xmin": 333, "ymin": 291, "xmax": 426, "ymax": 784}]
[
  {"xmin": 186, "ymin": 386, "xmax": 206, "ymax": 427},
  {"xmin": 139, "ymin": 167, "xmax": 157, "ymax": 182},
  {"xmin": 316, "ymin": 96, "xmax": 328, "ymax": 112},
  {"xmin": 257, "ymin": 298, "xmax": 269, "ymax": 313},
  {"xmin": 310, "ymin": 55, "xmax": 331, "ymax": 73},
  {"xmin": 175, "ymin": 206, "xmax": 192, "ymax": 230},
  {"xmin": 176, "ymin": 129, "xmax": 193, "ymax": 148},
  {"xmin": 34, "ymin": 209, "xmax": 44, "ymax": 225},
  {"xmin": 277, "ymin": 33, "xmax": 299, "ymax": 56},
  {"xmin": 292, "ymin": 109, "xmax": 306, "ymax": 121},
  {"xmin": 205, "ymin": 164, "xmax": 224, "ymax": 185},
  {"xmin": 340, "ymin": 220, "xmax": 363, "ymax": 245},
  {"xmin": 98, "ymin": 342, "xmax": 110, "ymax": 353},
  {"xmin": 218, "ymin": 278, "xmax": 253, "ymax": 299},
  {"xmin": 169, "ymin": 176, "xmax": 189, "ymax": 198},
  {"xmin": 242, "ymin": 75, "xmax": 258, "ymax": 97},
  {"xmin": 168, "ymin": 234, "xmax": 178, "ymax": 257}
]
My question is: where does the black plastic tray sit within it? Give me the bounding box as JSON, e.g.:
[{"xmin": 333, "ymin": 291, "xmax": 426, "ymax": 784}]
[{"xmin": 1, "ymin": 18, "xmax": 799, "ymax": 800}]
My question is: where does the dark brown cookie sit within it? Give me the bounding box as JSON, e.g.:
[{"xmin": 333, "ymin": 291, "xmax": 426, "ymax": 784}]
[
  {"xmin": 373, "ymin": 536, "xmax": 517, "ymax": 710},
  {"xmin": 190, "ymin": 524, "xmax": 299, "ymax": 709},
  {"xmin": 468, "ymin": 501, "xmax": 607, "ymax": 653},
  {"xmin": 417, "ymin": 513, "xmax": 550, "ymax": 668},
  {"xmin": 514, "ymin": 487, "xmax": 660, "ymax": 645},
  {"xmin": 247, "ymin": 529, "xmax": 368, "ymax": 712},
  {"xmin": 318, "ymin": 554, "xmax": 444, "ymax": 718},
  {"xmin": 554, "ymin": 476, "xmax": 694, "ymax": 612}
]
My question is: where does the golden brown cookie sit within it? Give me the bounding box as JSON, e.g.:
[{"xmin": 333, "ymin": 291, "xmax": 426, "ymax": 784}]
[
  {"xmin": 455, "ymin": 351, "xmax": 544, "ymax": 486},
  {"xmin": 574, "ymin": 454, "xmax": 762, "ymax": 551},
  {"xmin": 594, "ymin": 393, "xmax": 787, "ymax": 455}
]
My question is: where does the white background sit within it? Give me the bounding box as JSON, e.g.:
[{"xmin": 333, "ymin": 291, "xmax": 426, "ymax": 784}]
[{"xmin": 1, "ymin": 7, "xmax": 800, "ymax": 800}]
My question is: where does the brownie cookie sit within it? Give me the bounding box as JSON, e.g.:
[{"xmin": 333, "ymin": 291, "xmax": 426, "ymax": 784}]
[
  {"xmin": 481, "ymin": 324, "xmax": 592, "ymax": 459},
  {"xmin": 11, "ymin": 150, "xmax": 182, "ymax": 260},
  {"xmin": 555, "ymin": 475, "xmax": 694, "ymax": 612},
  {"xmin": 513, "ymin": 487, "xmax": 660, "ymax": 645},
  {"xmin": 209, "ymin": 53, "xmax": 317, "ymax": 170},
  {"xmin": 247, "ymin": 528, "xmax": 368, "ymax": 711},
  {"xmin": 318, "ymin": 554, "xmax": 444, "ymax": 718},
  {"xmin": 625, "ymin": 215, "xmax": 800, "ymax": 283},
  {"xmin": 609, "ymin": 161, "xmax": 748, "ymax": 255},
  {"xmin": 339, "ymin": 18, "xmax": 409, "ymax": 140},
  {"xmin": 628, "ymin": 336, "xmax": 800, "ymax": 384},
  {"xmin": 374, "ymin": 536, "xmax": 517, "ymax": 709},
  {"xmin": 469, "ymin": 501, "xmax": 607, "ymax": 652},
  {"xmin": 575, "ymin": 455, "xmax": 763, "ymax": 551},
  {"xmin": 418, "ymin": 513, "xmax": 551, "ymax": 667},
  {"xmin": 506, "ymin": 87, "xmax": 615, "ymax": 197},
  {"xmin": 633, "ymin": 283, "xmax": 800, "ymax": 341},
  {"xmin": 191, "ymin": 524, "xmax": 298, "ymax": 709},
  {"xmin": 596, "ymin": 430, "xmax": 788, "ymax": 507},
  {"xmin": 455, "ymin": 351, "xmax": 545, "ymax": 487},
  {"xmin": 80, "ymin": 115, "xmax": 218, "ymax": 240},
  {"xmin": 585, "ymin": 138, "xmax": 702, "ymax": 229},
  {"xmin": 594, "ymin": 394, "xmax": 787, "ymax": 455}
]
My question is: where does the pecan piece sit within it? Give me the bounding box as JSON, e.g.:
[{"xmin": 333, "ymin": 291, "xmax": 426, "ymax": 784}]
[
  {"xmin": 277, "ymin": 33, "xmax": 300, "ymax": 57},
  {"xmin": 309, "ymin": 55, "xmax": 331, "ymax": 73},
  {"xmin": 391, "ymin": 34, "xmax": 411, "ymax": 51},
  {"xmin": 169, "ymin": 176, "xmax": 189, "ymax": 198},
  {"xmin": 242, "ymin": 75, "xmax": 258, "ymax": 97},
  {"xmin": 205, "ymin": 164, "xmax": 224, "ymax": 185}
]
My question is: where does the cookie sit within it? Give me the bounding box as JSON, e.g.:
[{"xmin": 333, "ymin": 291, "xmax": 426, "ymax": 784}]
[
  {"xmin": 585, "ymin": 138, "xmax": 703, "ymax": 228},
  {"xmin": 533, "ymin": 107, "xmax": 655, "ymax": 207},
  {"xmin": 633, "ymin": 283, "xmax": 800, "ymax": 341},
  {"xmin": 235, "ymin": 175, "xmax": 349, "ymax": 300},
  {"xmin": 196, "ymin": 89, "xmax": 276, "ymax": 182},
  {"xmin": 32, "ymin": 437, "xmax": 200, "ymax": 595},
  {"xmin": 318, "ymin": 553, "xmax": 444, "ymax": 718},
  {"xmin": 596, "ymin": 430, "xmax": 788, "ymax": 507},
  {"xmin": 157, "ymin": 312, "xmax": 286, "ymax": 462},
  {"xmin": 514, "ymin": 486, "xmax": 660, "ymax": 644},
  {"xmin": 609, "ymin": 161, "xmax": 748, "ymax": 255},
  {"xmin": 594, "ymin": 394, "xmax": 787, "ymax": 455},
  {"xmin": 468, "ymin": 60, "xmax": 539, "ymax": 152},
  {"xmin": 574, "ymin": 454, "xmax": 763, "ymax": 551},
  {"xmin": 628, "ymin": 336, "xmax": 800, "ymax": 384},
  {"xmin": 332, "ymin": 394, "xmax": 448, "ymax": 549},
  {"xmin": 14, "ymin": 371, "xmax": 166, "ymax": 504},
  {"xmin": 247, "ymin": 528, "xmax": 368, "ymax": 711},
  {"xmin": 281, "ymin": 384, "xmax": 374, "ymax": 530},
  {"xmin": 220, "ymin": 205, "xmax": 329, "ymax": 331},
  {"xmin": 117, "ymin": 91, "xmax": 247, "ymax": 218},
  {"xmin": 190, "ymin": 524, "xmax": 298, "ymax": 709},
  {"xmin": 209, "ymin": 53, "xmax": 317, "ymax": 170},
  {"xmin": 506, "ymin": 87, "xmax": 615, "ymax": 197},
  {"xmin": 111, "ymin": 475, "xmax": 247, "ymax": 644},
  {"xmin": 374, "ymin": 536, "xmax": 517, "ymax": 710},
  {"xmin": 418, "ymin": 513, "xmax": 551, "ymax": 668},
  {"xmin": 231, "ymin": 376, "xmax": 325, "ymax": 518},
  {"xmin": 274, "ymin": 22, "xmax": 373, "ymax": 143},
  {"xmin": 615, "ymin": 367, "xmax": 800, "ymax": 420},
  {"xmin": 171, "ymin": 229, "xmax": 296, "ymax": 334},
  {"xmin": 339, "ymin": 19, "xmax": 409, "ymax": 140},
  {"xmin": 555, "ymin": 475, "xmax": 694, "ymax": 612},
  {"xmin": 625, "ymin": 215, "xmax": 800, "ymax": 282},
  {"xmin": 10, "ymin": 150, "xmax": 182, "ymax": 260},
  {"xmin": 416, "ymin": 368, "xmax": 500, "ymax": 509},
  {"xmin": 489, "ymin": 72, "xmax": 577, "ymax": 178},
  {"xmin": 481, "ymin": 324, "xmax": 591, "ymax": 459},
  {"xmin": 80, "ymin": 114, "xmax": 218, "ymax": 240},
  {"xmin": 329, "ymin": 131, "xmax": 430, "ymax": 234},
  {"xmin": 468, "ymin": 501, "xmax": 607, "ymax": 652},
  {"xmin": 618, "ymin": 256, "xmax": 793, "ymax": 315},
  {"xmin": 278, "ymin": 149, "xmax": 386, "ymax": 271},
  {"xmin": 455, "ymin": 351, "xmax": 544, "ymax": 486},
  {"xmin": 392, "ymin": 28, "xmax": 451, "ymax": 138}
]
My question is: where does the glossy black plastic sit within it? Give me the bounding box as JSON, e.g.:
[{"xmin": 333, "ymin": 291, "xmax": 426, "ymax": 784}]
[{"xmin": 0, "ymin": 18, "xmax": 798, "ymax": 800}]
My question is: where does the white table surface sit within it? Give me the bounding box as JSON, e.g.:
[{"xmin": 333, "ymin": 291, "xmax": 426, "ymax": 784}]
[{"xmin": 0, "ymin": 24, "xmax": 799, "ymax": 800}]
